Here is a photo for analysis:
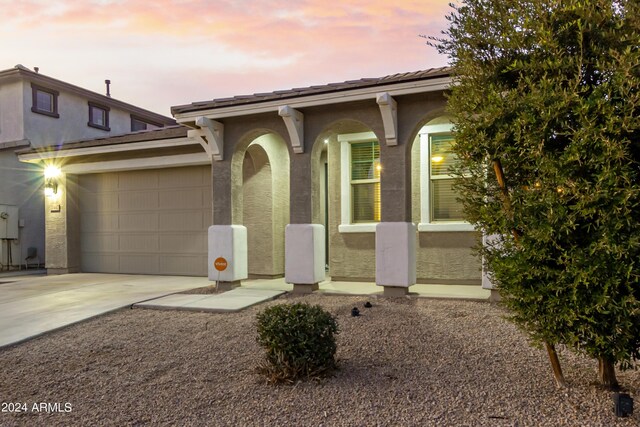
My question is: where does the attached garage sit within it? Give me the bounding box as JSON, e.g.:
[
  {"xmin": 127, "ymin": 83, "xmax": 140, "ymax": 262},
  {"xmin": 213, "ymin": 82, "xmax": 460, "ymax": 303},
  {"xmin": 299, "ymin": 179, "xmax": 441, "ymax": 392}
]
[{"xmin": 78, "ymin": 165, "xmax": 211, "ymax": 276}]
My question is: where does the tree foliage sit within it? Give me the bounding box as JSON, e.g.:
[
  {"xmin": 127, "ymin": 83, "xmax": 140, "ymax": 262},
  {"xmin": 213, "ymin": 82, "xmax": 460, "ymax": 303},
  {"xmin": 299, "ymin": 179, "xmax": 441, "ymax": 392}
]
[{"xmin": 432, "ymin": 0, "xmax": 640, "ymax": 381}]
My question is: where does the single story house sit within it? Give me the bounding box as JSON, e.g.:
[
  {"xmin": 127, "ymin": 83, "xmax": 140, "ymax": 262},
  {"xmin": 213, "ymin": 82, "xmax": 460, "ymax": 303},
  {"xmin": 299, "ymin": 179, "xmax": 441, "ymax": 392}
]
[{"xmin": 18, "ymin": 68, "xmax": 490, "ymax": 296}]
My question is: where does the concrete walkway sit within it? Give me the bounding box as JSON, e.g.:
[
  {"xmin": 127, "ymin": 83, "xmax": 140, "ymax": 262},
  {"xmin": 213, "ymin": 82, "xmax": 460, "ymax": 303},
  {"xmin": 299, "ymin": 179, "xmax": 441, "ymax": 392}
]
[
  {"xmin": 241, "ymin": 277, "xmax": 491, "ymax": 300},
  {"xmin": 135, "ymin": 288, "xmax": 286, "ymax": 312},
  {"xmin": 0, "ymin": 273, "xmax": 209, "ymax": 348},
  {"xmin": 0, "ymin": 273, "xmax": 489, "ymax": 349}
]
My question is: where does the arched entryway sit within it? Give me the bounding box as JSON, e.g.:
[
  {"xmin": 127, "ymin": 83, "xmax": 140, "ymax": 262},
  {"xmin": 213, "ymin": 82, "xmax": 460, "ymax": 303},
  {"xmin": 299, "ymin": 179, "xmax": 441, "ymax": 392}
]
[
  {"xmin": 232, "ymin": 132, "xmax": 290, "ymax": 278},
  {"xmin": 310, "ymin": 119, "xmax": 381, "ymax": 281}
]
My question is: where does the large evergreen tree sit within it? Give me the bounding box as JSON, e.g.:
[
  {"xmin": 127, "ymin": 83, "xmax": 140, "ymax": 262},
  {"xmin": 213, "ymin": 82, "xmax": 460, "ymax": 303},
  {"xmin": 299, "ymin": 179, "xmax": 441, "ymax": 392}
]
[{"xmin": 433, "ymin": 0, "xmax": 640, "ymax": 388}]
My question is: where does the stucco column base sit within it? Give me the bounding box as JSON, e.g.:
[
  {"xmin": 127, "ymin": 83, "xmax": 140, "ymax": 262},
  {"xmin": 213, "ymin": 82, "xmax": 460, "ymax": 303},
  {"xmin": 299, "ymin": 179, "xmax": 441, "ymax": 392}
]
[
  {"xmin": 489, "ymin": 289, "xmax": 502, "ymax": 303},
  {"xmin": 208, "ymin": 225, "xmax": 248, "ymax": 283},
  {"xmin": 383, "ymin": 286, "xmax": 409, "ymax": 298},
  {"xmin": 292, "ymin": 283, "xmax": 319, "ymax": 294},
  {"xmin": 375, "ymin": 222, "xmax": 416, "ymax": 294},
  {"xmin": 285, "ymin": 224, "xmax": 325, "ymax": 285},
  {"xmin": 47, "ymin": 267, "xmax": 80, "ymax": 275},
  {"xmin": 217, "ymin": 280, "xmax": 241, "ymax": 291},
  {"xmin": 482, "ymin": 234, "xmax": 498, "ymax": 291}
]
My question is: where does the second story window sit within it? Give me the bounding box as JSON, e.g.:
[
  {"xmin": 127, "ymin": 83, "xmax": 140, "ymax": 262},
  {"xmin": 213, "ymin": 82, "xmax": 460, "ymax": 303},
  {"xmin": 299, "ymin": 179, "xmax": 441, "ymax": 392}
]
[
  {"xmin": 31, "ymin": 84, "xmax": 59, "ymax": 118},
  {"xmin": 88, "ymin": 102, "xmax": 110, "ymax": 131},
  {"xmin": 131, "ymin": 115, "xmax": 162, "ymax": 132}
]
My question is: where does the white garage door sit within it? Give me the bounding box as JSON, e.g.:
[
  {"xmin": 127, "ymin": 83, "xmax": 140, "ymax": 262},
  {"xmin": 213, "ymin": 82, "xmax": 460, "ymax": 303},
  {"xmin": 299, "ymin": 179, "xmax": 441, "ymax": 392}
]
[{"xmin": 79, "ymin": 166, "xmax": 211, "ymax": 276}]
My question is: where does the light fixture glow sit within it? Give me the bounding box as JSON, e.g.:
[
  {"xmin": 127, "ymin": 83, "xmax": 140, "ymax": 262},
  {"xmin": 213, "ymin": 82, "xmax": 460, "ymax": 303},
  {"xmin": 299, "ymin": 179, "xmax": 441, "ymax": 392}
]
[
  {"xmin": 376, "ymin": 164, "xmax": 382, "ymax": 172},
  {"xmin": 324, "ymin": 139, "xmax": 329, "ymax": 144},
  {"xmin": 44, "ymin": 165, "xmax": 61, "ymax": 196},
  {"xmin": 432, "ymin": 156, "xmax": 444, "ymax": 163},
  {"xmin": 44, "ymin": 165, "xmax": 61, "ymax": 179}
]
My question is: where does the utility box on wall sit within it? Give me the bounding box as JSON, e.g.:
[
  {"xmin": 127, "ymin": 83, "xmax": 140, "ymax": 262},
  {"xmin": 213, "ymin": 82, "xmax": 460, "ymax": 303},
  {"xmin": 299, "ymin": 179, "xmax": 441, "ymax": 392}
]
[{"xmin": 0, "ymin": 205, "xmax": 19, "ymax": 239}]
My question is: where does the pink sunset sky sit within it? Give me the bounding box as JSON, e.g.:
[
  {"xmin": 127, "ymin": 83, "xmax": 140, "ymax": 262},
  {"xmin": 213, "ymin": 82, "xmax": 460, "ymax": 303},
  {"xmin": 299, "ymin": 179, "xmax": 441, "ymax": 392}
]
[{"xmin": 1, "ymin": 0, "xmax": 452, "ymax": 116}]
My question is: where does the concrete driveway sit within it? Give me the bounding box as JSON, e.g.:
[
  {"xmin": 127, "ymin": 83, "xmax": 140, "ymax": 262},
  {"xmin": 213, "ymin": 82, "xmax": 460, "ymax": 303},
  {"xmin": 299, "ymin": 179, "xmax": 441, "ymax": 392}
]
[{"xmin": 0, "ymin": 273, "xmax": 210, "ymax": 348}]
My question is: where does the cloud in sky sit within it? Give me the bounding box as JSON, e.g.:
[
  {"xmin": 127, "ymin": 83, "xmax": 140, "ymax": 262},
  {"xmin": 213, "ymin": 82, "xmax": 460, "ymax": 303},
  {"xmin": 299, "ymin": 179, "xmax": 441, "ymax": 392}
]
[{"xmin": 0, "ymin": 0, "xmax": 451, "ymax": 115}]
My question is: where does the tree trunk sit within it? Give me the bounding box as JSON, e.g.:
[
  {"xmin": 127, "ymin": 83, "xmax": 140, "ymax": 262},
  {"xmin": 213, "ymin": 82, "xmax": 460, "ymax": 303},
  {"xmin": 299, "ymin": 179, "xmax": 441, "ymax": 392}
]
[
  {"xmin": 598, "ymin": 357, "xmax": 619, "ymax": 390},
  {"xmin": 545, "ymin": 342, "xmax": 567, "ymax": 388}
]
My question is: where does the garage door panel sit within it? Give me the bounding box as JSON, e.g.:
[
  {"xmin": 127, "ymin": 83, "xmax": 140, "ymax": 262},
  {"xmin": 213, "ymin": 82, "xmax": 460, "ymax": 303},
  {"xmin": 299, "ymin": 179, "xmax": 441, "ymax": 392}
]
[
  {"xmin": 119, "ymin": 234, "xmax": 159, "ymax": 252},
  {"xmin": 158, "ymin": 167, "xmax": 206, "ymax": 188},
  {"xmin": 159, "ymin": 233, "xmax": 206, "ymax": 253},
  {"xmin": 118, "ymin": 191, "xmax": 159, "ymax": 211},
  {"xmin": 82, "ymin": 234, "xmax": 119, "ymax": 252},
  {"xmin": 80, "ymin": 192, "xmax": 118, "ymax": 213},
  {"xmin": 82, "ymin": 253, "xmax": 119, "ymax": 272},
  {"xmin": 119, "ymin": 254, "xmax": 159, "ymax": 274},
  {"xmin": 120, "ymin": 213, "xmax": 158, "ymax": 231},
  {"xmin": 81, "ymin": 213, "xmax": 119, "ymax": 232},
  {"xmin": 118, "ymin": 170, "xmax": 159, "ymax": 190},
  {"xmin": 159, "ymin": 211, "xmax": 203, "ymax": 231},
  {"xmin": 79, "ymin": 166, "xmax": 211, "ymax": 276},
  {"xmin": 80, "ymin": 174, "xmax": 118, "ymax": 193},
  {"xmin": 203, "ymin": 188, "xmax": 212, "ymax": 208},
  {"xmin": 159, "ymin": 188, "xmax": 203, "ymax": 209},
  {"xmin": 159, "ymin": 255, "xmax": 208, "ymax": 276}
]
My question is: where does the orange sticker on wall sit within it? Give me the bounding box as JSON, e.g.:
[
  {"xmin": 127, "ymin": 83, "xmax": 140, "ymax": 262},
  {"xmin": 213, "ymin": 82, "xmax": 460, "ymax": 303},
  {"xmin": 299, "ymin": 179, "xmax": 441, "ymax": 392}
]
[{"xmin": 214, "ymin": 257, "xmax": 228, "ymax": 271}]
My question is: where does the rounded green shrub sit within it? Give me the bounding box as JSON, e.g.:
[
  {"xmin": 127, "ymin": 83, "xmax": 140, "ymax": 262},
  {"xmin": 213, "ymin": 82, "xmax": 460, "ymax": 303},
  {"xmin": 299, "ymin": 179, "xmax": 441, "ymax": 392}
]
[{"xmin": 256, "ymin": 302, "xmax": 339, "ymax": 383}]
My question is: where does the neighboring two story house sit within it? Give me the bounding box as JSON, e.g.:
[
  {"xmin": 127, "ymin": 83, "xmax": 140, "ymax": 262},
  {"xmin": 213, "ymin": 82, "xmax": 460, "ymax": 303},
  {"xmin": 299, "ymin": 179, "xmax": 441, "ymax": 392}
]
[{"xmin": 0, "ymin": 64, "xmax": 176, "ymax": 270}]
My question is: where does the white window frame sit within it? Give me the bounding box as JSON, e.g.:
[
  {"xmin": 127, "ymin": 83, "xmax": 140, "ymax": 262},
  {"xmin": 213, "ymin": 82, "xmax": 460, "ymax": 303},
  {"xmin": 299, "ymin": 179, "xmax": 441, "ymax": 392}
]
[
  {"xmin": 338, "ymin": 131, "xmax": 379, "ymax": 233},
  {"xmin": 419, "ymin": 123, "xmax": 475, "ymax": 232}
]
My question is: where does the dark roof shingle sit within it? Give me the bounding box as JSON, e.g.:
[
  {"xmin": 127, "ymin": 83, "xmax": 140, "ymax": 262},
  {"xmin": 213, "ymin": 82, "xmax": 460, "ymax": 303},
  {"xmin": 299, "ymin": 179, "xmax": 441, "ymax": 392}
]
[{"xmin": 171, "ymin": 67, "xmax": 451, "ymax": 115}]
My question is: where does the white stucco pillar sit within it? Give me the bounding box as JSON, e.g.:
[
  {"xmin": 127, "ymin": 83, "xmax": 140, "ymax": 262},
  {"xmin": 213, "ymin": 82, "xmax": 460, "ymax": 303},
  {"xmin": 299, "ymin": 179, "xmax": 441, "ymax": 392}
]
[
  {"xmin": 285, "ymin": 224, "xmax": 325, "ymax": 294},
  {"xmin": 45, "ymin": 173, "xmax": 81, "ymax": 275},
  {"xmin": 482, "ymin": 234, "xmax": 501, "ymax": 301},
  {"xmin": 375, "ymin": 222, "xmax": 416, "ymax": 297},
  {"xmin": 208, "ymin": 225, "xmax": 248, "ymax": 290}
]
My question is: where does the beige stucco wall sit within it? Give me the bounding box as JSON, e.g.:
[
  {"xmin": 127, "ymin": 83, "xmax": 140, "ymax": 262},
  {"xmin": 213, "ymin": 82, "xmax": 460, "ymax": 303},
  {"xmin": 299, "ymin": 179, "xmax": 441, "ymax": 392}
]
[
  {"xmin": 243, "ymin": 145, "xmax": 276, "ymax": 276},
  {"xmin": 327, "ymin": 135, "xmax": 376, "ymax": 281},
  {"xmin": 417, "ymin": 232, "xmax": 480, "ymax": 284},
  {"xmin": 242, "ymin": 134, "xmax": 289, "ymax": 277},
  {"xmin": 323, "ymin": 99, "xmax": 481, "ymax": 284}
]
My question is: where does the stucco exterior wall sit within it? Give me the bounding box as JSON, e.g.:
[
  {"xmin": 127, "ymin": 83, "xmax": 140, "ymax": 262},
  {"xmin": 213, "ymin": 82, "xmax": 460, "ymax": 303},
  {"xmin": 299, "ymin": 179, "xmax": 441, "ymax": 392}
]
[
  {"xmin": 243, "ymin": 145, "xmax": 276, "ymax": 276},
  {"xmin": 0, "ymin": 81, "xmax": 25, "ymax": 144},
  {"xmin": 241, "ymin": 133, "xmax": 289, "ymax": 277},
  {"xmin": 45, "ymin": 173, "xmax": 80, "ymax": 273},
  {"xmin": 22, "ymin": 82, "xmax": 142, "ymax": 148},
  {"xmin": 417, "ymin": 232, "xmax": 481, "ymax": 284},
  {"xmin": 327, "ymin": 137, "xmax": 376, "ymax": 280}
]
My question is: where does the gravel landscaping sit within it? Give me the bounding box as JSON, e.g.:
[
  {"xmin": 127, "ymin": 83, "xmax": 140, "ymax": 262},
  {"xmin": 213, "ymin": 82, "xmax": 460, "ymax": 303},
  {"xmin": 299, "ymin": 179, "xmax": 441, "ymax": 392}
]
[{"xmin": 0, "ymin": 294, "xmax": 638, "ymax": 426}]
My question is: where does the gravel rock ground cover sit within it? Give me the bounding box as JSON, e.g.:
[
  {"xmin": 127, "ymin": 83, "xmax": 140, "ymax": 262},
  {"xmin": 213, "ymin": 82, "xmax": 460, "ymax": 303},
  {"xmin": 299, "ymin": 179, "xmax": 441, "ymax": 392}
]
[{"xmin": 0, "ymin": 294, "xmax": 638, "ymax": 426}]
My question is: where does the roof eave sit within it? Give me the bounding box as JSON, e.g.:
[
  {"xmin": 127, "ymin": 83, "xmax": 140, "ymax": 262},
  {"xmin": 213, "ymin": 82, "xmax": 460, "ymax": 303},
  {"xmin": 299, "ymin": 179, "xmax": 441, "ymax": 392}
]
[
  {"xmin": 0, "ymin": 66, "xmax": 175, "ymax": 125},
  {"xmin": 173, "ymin": 74, "xmax": 452, "ymax": 124}
]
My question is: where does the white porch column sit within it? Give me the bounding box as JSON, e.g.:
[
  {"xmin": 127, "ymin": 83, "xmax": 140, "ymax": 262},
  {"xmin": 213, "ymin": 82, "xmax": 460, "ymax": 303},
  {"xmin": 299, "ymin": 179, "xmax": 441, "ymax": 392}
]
[
  {"xmin": 482, "ymin": 234, "xmax": 501, "ymax": 301},
  {"xmin": 285, "ymin": 224, "xmax": 325, "ymax": 294},
  {"xmin": 375, "ymin": 222, "xmax": 416, "ymax": 297},
  {"xmin": 208, "ymin": 225, "xmax": 248, "ymax": 290}
]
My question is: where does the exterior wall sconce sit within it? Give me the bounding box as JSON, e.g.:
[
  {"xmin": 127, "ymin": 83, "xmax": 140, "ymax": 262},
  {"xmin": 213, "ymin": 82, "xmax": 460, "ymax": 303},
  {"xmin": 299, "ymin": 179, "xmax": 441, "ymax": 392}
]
[{"xmin": 44, "ymin": 165, "xmax": 61, "ymax": 197}]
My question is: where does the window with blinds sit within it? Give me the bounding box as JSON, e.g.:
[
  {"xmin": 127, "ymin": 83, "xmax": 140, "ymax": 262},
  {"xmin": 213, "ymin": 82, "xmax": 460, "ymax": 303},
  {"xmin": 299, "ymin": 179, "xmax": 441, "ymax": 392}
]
[
  {"xmin": 351, "ymin": 141, "xmax": 381, "ymax": 223},
  {"xmin": 429, "ymin": 134, "xmax": 464, "ymax": 221}
]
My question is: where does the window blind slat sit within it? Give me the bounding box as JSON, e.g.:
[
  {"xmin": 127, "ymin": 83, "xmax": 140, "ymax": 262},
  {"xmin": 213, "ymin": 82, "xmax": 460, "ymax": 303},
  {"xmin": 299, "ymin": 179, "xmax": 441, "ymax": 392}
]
[
  {"xmin": 429, "ymin": 134, "xmax": 465, "ymax": 221},
  {"xmin": 351, "ymin": 140, "xmax": 381, "ymax": 222}
]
